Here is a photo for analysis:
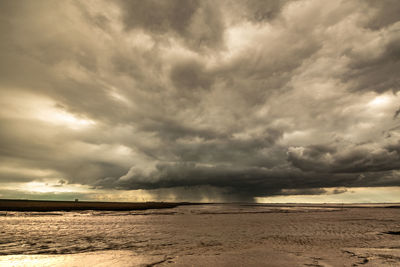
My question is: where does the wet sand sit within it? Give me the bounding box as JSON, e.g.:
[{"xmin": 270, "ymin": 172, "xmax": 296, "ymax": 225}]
[
  {"xmin": 0, "ymin": 204, "xmax": 399, "ymax": 266},
  {"xmin": 0, "ymin": 249, "xmax": 302, "ymax": 267}
]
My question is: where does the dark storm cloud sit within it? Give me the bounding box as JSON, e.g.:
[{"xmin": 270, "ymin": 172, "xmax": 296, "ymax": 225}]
[
  {"xmin": 119, "ymin": 0, "xmax": 199, "ymax": 33},
  {"xmin": 99, "ymin": 162, "xmax": 398, "ymax": 199},
  {"xmin": 1, "ymin": 0, "xmax": 400, "ymax": 202},
  {"xmin": 288, "ymin": 142, "xmax": 400, "ymax": 173},
  {"xmin": 394, "ymin": 108, "xmax": 400, "ymax": 119},
  {"xmin": 277, "ymin": 188, "xmax": 328, "ymax": 196},
  {"xmin": 118, "ymin": 0, "xmax": 225, "ymax": 50},
  {"xmin": 168, "ymin": 129, "xmax": 284, "ymax": 167},
  {"xmin": 224, "ymin": 0, "xmax": 294, "ymax": 23},
  {"xmin": 363, "ymin": 0, "xmax": 400, "ymax": 30},
  {"xmin": 170, "ymin": 59, "xmax": 214, "ymax": 91},
  {"xmin": 344, "ymin": 29, "xmax": 400, "ymax": 93},
  {"xmin": 274, "ymin": 187, "xmax": 348, "ymax": 196}
]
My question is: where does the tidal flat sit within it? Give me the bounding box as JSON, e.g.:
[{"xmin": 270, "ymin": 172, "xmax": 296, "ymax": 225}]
[{"xmin": 0, "ymin": 204, "xmax": 399, "ymax": 266}]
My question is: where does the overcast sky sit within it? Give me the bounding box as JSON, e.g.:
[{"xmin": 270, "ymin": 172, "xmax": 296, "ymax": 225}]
[{"xmin": 0, "ymin": 0, "xmax": 399, "ymax": 202}]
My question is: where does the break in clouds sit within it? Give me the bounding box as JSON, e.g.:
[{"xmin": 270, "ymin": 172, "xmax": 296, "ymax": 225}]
[{"xmin": 0, "ymin": 0, "xmax": 399, "ymax": 202}]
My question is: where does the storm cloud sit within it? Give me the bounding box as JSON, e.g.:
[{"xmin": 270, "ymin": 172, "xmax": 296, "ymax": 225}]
[{"xmin": 0, "ymin": 0, "xmax": 399, "ymax": 202}]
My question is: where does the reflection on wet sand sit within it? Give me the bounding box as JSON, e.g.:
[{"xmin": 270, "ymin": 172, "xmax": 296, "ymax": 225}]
[{"xmin": 0, "ymin": 250, "xmax": 180, "ymax": 267}]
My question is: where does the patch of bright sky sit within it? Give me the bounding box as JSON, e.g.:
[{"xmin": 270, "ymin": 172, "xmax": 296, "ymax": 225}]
[
  {"xmin": 368, "ymin": 94, "xmax": 390, "ymax": 107},
  {"xmin": 256, "ymin": 187, "xmax": 400, "ymax": 203},
  {"xmin": 0, "ymin": 91, "xmax": 95, "ymax": 129},
  {"xmin": 2, "ymin": 180, "xmax": 91, "ymax": 194},
  {"xmin": 0, "ymin": 179, "xmax": 155, "ymax": 202},
  {"xmin": 38, "ymin": 108, "xmax": 95, "ymax": 129},
  {"xmin": 108, "ymin": 88, "xmax": 130, "ymax": 104},
  {"xmin": 223, "ymin": 22, "xmax": 271, "ymax": 62}
]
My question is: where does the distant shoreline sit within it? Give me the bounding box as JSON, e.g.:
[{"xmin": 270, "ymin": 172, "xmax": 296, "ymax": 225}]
[
  {"xmin": 0, "ymin": 199, "xmax": 399, "ymax": 212},
  {"xmin": 0, "ymin": 199, "xmax": 185, "ymax": 211}
]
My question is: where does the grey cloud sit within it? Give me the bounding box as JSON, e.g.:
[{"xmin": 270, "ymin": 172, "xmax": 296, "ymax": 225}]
[
  {"xmin": 170, "ymin": 59, "xmax": 214, "ymax": 91},
  {"xmin": 118, "ymin": 0, "xmax": 225, "ymax": 50},
  {"xmin": 119, "ymin": 0, "xmax": 198, "ymax": 33},
  {"xmin": 101, "ymin": 163, "xmax": 290, "ymax": 196},
  {"xmin": 277, "ymin": 188, "xmax": 328, "ymax": 196},
  {"xmin": 344, "ymin": 31, "xmax": 400, "ymax": 93},
  {"xmin": 74, "ymin": 1, "xmax": 110, "ymax": 31},
  {"xmin": 222, "ymin": 0, "xmax": 294, "ymax": 24},
  {"xmin": 287, "ymin": 139, "xmax": 400, "ymax": 174},
  {"xmin": 169, "ymin": 129, "xmax": 284, "ymax": 166},
  {"xmin": 332, "ymin": 188, "xmax": 347, "ymax": 194},
  {"xmin": 364, "ymin": 0, "xmax": 400, "ymax": 30},
  {"xmin": 242, "ymin": 0, "xmax": 292, "ymax": 22},
  {"xmin": 394, "ymin": 108, "xmax": 400, "ymax": 119},
  {"xmin": 99, "ymin": 162, "xmax": 391, "ymax": 201},
  {"xmin": 0, "ymin": 118, "xmax": 129, "ymax": 185},
  {"xmin": 54, "ymin": 179, "xmax": 67, "ymax": 187},
  {"xmin": 0, "ymin": 172, "xmax": 39, "ymax": 184}
]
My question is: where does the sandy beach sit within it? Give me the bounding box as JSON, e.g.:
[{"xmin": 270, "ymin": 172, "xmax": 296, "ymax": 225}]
[{"xmin": 0, "ymin": 204, "xmax": 399, "ymax": 266}]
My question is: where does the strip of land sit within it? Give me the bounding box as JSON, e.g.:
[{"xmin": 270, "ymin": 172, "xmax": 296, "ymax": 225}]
[
  {"xmin": 0, "ymin": 199, "xmax": 183, "ymax": 211},
  {"xmin": 0, "ymin": 199, "xmax": 398, "ymax": 212}
]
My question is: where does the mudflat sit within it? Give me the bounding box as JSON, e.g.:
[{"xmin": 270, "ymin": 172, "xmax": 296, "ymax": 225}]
[{"xmin": 0, "ymin": 204, "xmax": 399, "ymax": 266}]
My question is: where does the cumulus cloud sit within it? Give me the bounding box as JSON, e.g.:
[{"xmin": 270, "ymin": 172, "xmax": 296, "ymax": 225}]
[{"xmin": 0, "ymin": 0, "xmax": 399, "ymax": 202}]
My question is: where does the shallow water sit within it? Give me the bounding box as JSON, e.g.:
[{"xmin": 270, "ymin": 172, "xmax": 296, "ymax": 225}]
[{"xmin": 0, "ymin": 204, "xmax": 399, "ymax": 266}]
